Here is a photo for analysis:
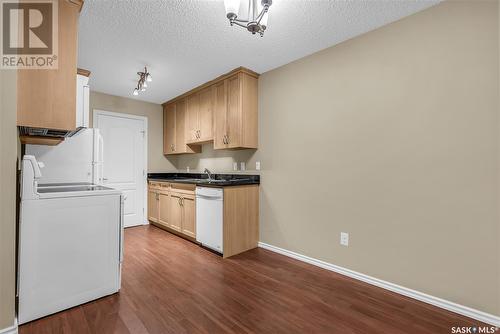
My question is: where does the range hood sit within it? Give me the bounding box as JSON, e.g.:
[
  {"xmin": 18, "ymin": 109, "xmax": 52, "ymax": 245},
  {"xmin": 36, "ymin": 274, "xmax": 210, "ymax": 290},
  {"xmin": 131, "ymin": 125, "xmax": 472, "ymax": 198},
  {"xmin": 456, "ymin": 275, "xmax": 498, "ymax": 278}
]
[{"xmin": 19, "ymin": 126, "xmax": 84, "ymax": 138}]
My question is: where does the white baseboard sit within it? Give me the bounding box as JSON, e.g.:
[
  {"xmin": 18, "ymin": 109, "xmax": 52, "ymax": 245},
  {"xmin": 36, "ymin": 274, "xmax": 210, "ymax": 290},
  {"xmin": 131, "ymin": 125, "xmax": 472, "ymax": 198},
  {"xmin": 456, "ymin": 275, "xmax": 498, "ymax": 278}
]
[
  {"xmin": 258, "ymin": 242, "xmax": 500, "ymax": 327},
  {"xmin": 0, "ymin": 318, "xmax": 18, "ymax": 334}
]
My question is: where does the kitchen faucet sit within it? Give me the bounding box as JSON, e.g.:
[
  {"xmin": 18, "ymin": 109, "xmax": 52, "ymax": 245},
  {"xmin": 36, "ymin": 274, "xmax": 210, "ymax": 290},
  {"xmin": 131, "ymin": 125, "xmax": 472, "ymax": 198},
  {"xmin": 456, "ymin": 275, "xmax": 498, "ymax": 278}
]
[{"xmin": 204, "ymin": 168, "xmax": 213, "ymax": 181}]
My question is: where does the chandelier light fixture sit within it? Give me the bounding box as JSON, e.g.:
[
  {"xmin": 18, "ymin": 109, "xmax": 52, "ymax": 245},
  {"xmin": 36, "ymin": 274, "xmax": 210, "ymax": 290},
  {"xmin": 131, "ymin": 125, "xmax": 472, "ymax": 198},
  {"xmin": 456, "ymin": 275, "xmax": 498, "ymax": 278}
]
[
  {"xmin": 133, "ymin": 67, "xmax": 152, "ymax": 96},
  {"xmin": 224, "ymin": 0, "xmax": 272, "ymax": 36}
]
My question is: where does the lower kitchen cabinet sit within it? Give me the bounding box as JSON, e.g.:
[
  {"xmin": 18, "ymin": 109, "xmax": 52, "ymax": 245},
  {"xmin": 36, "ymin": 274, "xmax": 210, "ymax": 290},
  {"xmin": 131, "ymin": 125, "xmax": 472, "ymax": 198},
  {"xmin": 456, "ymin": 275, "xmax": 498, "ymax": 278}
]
[
  {"xmin": 180, "ymin": 195, "xmax": 196, "ymax": 238},
  {"xmin": 158, "ymin": 192, "xmax": 170, "ymax": 228},
  {"xmin": 148, "ymin": 189, "xmax": 159, "ymax": 223},
  {"xmin": 169, "ymin": 192, "xmax": 183, "ymax": 232},
  {"xmin": 148, "ymin": 181, "xmax": 196, "ymax": 240},
  {"xmin": 148, "ymin": 181, "xmax": 260, "ymax": 258},
  {"xmin": 169, "ymin": 191, "xmax": 196, "ymax": 237},
  {"xmin": 223, "ymin": 185, "xmax": 259, "ymax": 258}
]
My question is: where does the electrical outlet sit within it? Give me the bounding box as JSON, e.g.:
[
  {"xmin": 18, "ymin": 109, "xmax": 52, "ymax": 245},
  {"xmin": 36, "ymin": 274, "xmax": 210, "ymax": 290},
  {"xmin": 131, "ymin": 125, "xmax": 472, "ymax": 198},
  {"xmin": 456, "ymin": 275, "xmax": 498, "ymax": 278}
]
[
  {"xmin": 256, "ymin": 161, "xmax": 261, "ymax": 170},
  {"xmin": 240, "ymin": 162, "xmax": 246, "ymax": 171},
  {"xmin": 340, "ymin": 232, "xmax": 349, "ymax": 246},
  {"xmin": 233, "ymin": 162, "xmax": 238, "ymax": 171}
]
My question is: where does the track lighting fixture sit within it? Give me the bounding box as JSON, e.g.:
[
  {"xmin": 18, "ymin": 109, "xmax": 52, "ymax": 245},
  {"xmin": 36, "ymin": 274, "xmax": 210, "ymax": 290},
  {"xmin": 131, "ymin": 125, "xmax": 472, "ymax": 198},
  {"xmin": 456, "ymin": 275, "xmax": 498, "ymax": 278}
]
[{"xmin": 132, "ymin": 66, "xmax": 152, "ymax": 96}]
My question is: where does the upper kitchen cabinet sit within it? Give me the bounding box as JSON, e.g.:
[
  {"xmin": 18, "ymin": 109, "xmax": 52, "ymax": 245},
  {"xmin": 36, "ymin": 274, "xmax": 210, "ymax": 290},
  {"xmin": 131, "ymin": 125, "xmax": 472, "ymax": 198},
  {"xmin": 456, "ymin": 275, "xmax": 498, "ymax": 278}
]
[
  {"xmin": 163, "ymin": 99, "xmax": 201, "ymax": 155},
  {"xmin": 214, "ymin": 71, "xmax": 258, "ymax": 150},
  {"xmin": 17, "ymin": 0, "xmax": 83, "ymax": 142},
  {"xmin": 163, "ymin": 67, "xmax": 259, "ymax": 153},
  {"xmin": 186, "ymin": 86, "xmax": 214, "ymax": 144}
]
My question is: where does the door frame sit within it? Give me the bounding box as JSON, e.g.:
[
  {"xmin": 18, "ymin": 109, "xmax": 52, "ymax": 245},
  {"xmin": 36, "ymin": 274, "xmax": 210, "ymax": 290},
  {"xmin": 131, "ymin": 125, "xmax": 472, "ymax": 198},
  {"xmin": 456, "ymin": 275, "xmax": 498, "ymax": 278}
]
[{"xmin": 93, "ymin": 109, "xmax": 149, "ymax": 225}]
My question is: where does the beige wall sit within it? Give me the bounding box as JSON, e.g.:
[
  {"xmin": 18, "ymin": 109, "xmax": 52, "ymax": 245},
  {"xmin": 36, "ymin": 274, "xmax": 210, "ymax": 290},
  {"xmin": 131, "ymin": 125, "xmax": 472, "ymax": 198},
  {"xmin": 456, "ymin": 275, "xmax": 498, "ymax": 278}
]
[
  {"xmin": 0, "ymin": 70, "xmax": 18, "ymax": 329},
  {"xmin": 90, "ymin": 91, "xmax": 177, "ymax": 172},
  {"xmin": 255, "ymin": 0, "xmax": 499, "ymax": 315},
  {"xmin": 175, "ymin": 1, "xmax": 500, "ymax": 315}
]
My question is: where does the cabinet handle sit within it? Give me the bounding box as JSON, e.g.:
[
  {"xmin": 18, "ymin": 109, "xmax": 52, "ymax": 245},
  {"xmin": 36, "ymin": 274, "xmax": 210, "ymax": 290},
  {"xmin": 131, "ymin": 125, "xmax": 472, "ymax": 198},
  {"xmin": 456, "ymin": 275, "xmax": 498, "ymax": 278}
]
[
  {"xmin": 198, "ymin": 130, "xmax": 201, "ymax": 138},
  {"xmin": 181, "ymin": 197, "xmax": 184, "ymax": 206},
  {"xmin": 226, "ymin": 135, "xmax": 229, "ymax": 144},
  {"xmin": 178, "ymin": 197, "xmax": 181, "ymax": 205},
  {"xmin": 223, "ymin": 135, "xmax": 227, "ymax": 144}
]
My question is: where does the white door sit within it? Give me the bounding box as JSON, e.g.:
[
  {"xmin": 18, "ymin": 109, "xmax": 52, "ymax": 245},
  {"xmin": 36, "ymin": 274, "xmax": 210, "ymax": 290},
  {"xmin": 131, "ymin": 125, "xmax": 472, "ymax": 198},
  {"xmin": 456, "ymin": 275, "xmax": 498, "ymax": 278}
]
[{"xmin": 94, "ymin": 111, "xmax": 146, "ymax": 228}]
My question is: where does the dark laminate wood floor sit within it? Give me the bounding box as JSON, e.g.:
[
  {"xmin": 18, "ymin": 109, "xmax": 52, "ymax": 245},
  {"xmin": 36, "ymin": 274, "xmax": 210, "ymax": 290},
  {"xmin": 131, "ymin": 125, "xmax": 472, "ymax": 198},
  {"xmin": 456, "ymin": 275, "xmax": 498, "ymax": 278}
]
[{"xmin": 20, "ymin": 225, "xmax": 487, "ymax": 334}]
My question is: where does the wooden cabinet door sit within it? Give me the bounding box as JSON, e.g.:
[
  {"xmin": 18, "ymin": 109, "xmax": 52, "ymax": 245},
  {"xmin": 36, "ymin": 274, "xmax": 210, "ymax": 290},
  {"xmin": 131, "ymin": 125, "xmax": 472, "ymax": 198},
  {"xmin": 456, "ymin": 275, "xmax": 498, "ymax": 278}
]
[
  {"xmin": 198, "ymin": 87, "xmax": 213, "ymax": 142},
  {"xmin": 175, "ymin": 99, "xmax": 190, "ymax": 153},
  {"xmin": 158, "ymin": 192, "xmax": 170, "ymax": 227},
  {"xmin": 226, "ymin": 74, "xmax": 242, "ymax": 148},
  {"xmin": 169, "ymin": 192, "xmax": 183, "ymax": 232},
  {"xmin": 186, "ymin": 94, "xmax": 199, "ymax": 143},
  {"xmin": 164, "ymin": 103, "xmax": 176, "ymax": 154},
  {"xmin": 147, "ymin": 190, "xmax": 159, "ymax": 223},
  {"xmin": 17, "ymin": 0, "xmax": 81, "ymax": 130},
  {"xmin": 181, "ymin": 195, "xmax": 196, "ymax": 238},
  {"xmin": 214, "ymin": 80, "xmax": 228, "ymax": 149}
]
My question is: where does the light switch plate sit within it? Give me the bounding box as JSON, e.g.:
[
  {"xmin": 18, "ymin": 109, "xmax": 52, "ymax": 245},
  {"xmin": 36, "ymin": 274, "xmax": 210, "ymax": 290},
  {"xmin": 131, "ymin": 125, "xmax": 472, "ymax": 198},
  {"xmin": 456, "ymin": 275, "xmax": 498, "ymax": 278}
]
[
  {"xmin": 340, "ymin": 232, "xmax": 349, "ymax": 246},
  {"xmin": 233, "ymin": 162, "xmax": 238, "ymax": 171},
  {"xmin": 256, "ymin": 161, "xmax": 261, "ymax": 170},
  {"xmin": 240, "ymin": 162, "xmax": 246, "ymax": 171}
]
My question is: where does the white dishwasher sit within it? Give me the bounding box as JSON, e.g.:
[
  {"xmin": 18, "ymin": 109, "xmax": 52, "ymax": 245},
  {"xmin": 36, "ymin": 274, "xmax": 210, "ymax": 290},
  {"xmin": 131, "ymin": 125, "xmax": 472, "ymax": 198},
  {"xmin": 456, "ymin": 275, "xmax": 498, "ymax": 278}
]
[{"xmin": 196, "ymin": 187, "xmax": 223, "ymax": 253}]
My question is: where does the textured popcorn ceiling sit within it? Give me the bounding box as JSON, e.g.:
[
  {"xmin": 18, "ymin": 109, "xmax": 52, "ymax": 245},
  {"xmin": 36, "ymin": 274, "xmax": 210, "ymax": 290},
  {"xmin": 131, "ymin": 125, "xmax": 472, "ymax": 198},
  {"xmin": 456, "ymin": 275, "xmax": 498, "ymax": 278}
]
[{"xmin": 78, "ymin": 0, "xmax": 440, "ymax": 104}]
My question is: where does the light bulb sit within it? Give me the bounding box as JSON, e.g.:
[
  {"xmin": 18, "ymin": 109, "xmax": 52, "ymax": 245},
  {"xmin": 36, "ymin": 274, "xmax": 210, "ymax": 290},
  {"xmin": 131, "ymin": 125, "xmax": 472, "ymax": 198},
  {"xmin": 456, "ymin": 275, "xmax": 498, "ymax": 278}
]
[
  {"xmin": 146, "ymin": 73, "xmax": 152, "ymax": 82},
  {"xmin": 133, "ymin": 89, "xmax": 138, "ymax": 96},
  {"xmin": 141, "ymin": 86, "xmax": 146, "ymax": 92},
  {"xmin": 143, "ymin": 82, "xmax": 148, "ymax": 88},
  {"xmin": 224, "ymin": 0, "xmax": 240, "ymax": 18}
]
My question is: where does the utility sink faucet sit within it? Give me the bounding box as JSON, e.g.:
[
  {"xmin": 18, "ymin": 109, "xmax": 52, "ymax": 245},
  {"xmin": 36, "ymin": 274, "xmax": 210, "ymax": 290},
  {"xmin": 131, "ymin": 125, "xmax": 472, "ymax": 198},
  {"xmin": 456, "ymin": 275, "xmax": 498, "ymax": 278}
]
[{"xmin": 204, "ymin": 168, "xmax": 213, "ymax": 181}]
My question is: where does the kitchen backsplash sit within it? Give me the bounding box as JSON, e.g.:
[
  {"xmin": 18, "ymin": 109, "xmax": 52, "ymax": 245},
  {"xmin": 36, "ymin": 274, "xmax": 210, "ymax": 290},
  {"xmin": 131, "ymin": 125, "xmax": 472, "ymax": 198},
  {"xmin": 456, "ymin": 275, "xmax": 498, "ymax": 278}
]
[{"xmin": 174, "ymin": 143, "xmax": 260, "ymax": 174}]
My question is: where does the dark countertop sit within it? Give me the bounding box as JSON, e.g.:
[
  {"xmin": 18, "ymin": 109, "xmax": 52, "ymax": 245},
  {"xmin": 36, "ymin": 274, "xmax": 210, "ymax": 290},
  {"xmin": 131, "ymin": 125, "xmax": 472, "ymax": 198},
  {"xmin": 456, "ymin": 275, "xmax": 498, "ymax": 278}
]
[{"xmin": 148, "ymin": 173, "xmax": 260, "ymax": 187}]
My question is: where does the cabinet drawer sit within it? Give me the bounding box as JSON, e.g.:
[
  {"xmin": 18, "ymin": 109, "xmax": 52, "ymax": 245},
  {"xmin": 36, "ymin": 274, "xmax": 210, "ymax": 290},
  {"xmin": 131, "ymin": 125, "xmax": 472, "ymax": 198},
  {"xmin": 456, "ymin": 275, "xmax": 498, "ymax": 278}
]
[
  {"xmin": 170, "ymin": 182, "xmax": 195, "ymax": 195},
  {"xmin": 149, "ymin": 182, "xmax": 162, "ymax": 190}
]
